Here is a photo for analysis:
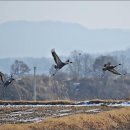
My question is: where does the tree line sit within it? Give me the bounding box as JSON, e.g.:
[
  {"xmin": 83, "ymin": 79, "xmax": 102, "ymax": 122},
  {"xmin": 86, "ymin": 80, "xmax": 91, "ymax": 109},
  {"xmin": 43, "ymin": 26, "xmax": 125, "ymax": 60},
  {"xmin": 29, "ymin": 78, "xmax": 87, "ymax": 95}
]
[{"xmin": 0, "ymin": 50, "xmax": 130, "ymax": 100}]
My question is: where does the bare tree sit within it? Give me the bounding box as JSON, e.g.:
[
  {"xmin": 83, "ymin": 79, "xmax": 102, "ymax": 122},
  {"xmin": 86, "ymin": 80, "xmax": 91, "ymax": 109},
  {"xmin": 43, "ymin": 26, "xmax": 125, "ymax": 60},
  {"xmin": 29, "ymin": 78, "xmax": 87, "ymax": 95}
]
[
  {"xmin": 81, "ymin": 53, "xmax": 93, "ymax": 78},
  {"xmin": 68, "ymin": 50, "xmax": 94, "ymax": 79},
  {"xmin": 68, "ymin": 50, "xmax": 82, "ymax": 79},
  {"xmin": 10, "ymin": 60, "xmax": 31, "ymax": 76}
]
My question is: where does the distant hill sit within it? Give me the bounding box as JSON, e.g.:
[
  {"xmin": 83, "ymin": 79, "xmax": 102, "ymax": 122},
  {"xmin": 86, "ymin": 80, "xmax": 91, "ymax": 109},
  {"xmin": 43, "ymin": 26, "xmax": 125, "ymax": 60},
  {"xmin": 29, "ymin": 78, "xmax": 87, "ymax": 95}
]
[
  {"xmin": 0, "ymin": 48, "xmax": 130, "ymax": 75},
  {"xmin": 0, "ymin": 57, "xmax": 52, "ymax": 75},
  {"xmin": 0, "ymin": 21, "xmax": 130, "ymax": 58},
  {"xmin": 112, "ymin": 48, "xmax": 130, "ymax": 57},
  {"xmin": 0, "ymin": 21, "xmax": 130, "ymax": 74}
]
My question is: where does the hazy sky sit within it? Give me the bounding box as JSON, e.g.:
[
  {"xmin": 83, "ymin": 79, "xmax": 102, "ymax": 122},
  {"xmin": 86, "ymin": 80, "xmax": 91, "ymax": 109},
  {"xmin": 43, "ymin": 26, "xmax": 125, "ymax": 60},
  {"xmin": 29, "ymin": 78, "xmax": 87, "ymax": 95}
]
[
  {"xmin": 0, "ymin": 1, "xmax": 130, "ymax": 58},
  {"xmin": 0, "ymin": 1, "xmax": 130, "ymax": 29}
]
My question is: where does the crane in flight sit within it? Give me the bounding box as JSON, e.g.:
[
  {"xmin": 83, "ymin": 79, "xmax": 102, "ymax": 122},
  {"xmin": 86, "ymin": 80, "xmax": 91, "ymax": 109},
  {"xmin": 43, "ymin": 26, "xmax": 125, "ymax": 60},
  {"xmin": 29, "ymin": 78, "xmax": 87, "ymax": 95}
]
[
  {"xmin": 51, "ymin": 49, "xmax": 72, "ymax": 76},
  {"xmin": 102, "ymin": 62, "xmax": 122, "ymax": 75},
  {"xmin": 3, "ymin": 75, "xmax": 15, "ymax": 88}
]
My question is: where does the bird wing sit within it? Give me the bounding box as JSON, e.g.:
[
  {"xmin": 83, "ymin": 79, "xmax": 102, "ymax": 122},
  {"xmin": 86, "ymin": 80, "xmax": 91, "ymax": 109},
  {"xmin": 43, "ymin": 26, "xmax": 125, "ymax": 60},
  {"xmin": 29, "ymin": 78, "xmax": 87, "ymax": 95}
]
[
  {"xmin": 0, "ymin": 72, "xmax": 5, "ymax": 83},
  {"xmin": 109, "ymin": 69, "xmax": 121, "ymax": 75},
  {"xmin": 51, "ymin": 49, "xmax": 62, "ymax": 65}
]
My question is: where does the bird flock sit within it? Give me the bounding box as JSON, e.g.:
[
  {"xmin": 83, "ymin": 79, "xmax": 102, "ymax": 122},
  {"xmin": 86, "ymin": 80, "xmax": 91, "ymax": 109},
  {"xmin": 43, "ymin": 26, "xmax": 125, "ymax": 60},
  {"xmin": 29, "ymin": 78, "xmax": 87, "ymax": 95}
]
[
  {"xmin": 0, "ymin": 48, "xmax": 126, "ymax": 100},
  {"xmin": 50, "ymin": 49, "xmax": 124, "ymax": 76},
  {"xmin": 0, "ymin": 48, "xmax": 125, "ymax": 90}
]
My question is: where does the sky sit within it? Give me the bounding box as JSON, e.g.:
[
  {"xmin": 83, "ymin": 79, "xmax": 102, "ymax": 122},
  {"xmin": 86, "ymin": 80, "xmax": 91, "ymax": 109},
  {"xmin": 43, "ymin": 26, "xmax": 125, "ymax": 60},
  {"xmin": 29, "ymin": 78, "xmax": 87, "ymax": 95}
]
[
  {"xmin": 0, "ymin": 1, "xmax": 130, "ymax": 29},
  {"xmin": 0, "ymin": 1, "xmax": 130, "ymax": 58}
]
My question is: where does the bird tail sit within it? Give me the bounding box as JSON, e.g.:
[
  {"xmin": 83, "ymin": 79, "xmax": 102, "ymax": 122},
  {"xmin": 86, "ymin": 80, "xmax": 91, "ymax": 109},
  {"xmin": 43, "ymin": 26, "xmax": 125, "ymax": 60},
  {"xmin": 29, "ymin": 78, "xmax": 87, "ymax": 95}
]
[
  {"xmin": 66, "ymin": 59, "xmax": 72, "ymax": 63},
  {"xmin": 66, "ymin": 59, "xmax": 69, "ymax": 62}
]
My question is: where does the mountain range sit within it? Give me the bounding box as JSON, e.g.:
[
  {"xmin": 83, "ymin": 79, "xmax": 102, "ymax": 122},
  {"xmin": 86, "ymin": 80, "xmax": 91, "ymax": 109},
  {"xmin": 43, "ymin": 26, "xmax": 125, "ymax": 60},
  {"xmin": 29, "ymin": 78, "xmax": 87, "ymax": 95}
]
[
  {"xmin": 0, "ymin": 21, "xmax": 130, "ymax": 74},
  {"xmin": 0, "ymin": 21, "xmax": 130, "ymax": 58}
]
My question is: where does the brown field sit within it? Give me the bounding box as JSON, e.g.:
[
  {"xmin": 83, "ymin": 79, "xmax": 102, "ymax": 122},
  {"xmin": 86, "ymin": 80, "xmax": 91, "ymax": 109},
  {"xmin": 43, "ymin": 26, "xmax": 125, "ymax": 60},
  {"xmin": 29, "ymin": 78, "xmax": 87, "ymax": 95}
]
[{"xmin": 0, "ymin": 100, "xmax": 130, "ymax": 130}]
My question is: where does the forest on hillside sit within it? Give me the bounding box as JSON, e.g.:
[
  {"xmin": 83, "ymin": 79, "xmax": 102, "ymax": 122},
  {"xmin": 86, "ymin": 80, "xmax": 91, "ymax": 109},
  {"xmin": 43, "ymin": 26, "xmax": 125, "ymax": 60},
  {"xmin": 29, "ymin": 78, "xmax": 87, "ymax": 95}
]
[{"xmin": 0, "ymin": 50, "xmax": 130, "ymax": 100}]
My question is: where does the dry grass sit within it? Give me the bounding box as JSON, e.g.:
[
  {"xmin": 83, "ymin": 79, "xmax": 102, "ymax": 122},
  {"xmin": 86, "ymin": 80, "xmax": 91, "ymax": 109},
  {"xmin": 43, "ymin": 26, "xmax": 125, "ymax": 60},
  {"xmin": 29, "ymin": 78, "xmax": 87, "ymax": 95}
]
[
  {"xmin": 0, "ymin": 99, "xmax": 129, "ymax": 105},
  {"xmin": 0, "ymin": 107, "xmax": 130, "ymax": 130},
  {"xmin": 0, "ymin": 100, "xmax": 75, "ymax": 105},
  {"xmin": 80, "ymin": 99, "xmax": 130, "ymax": 103}
]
